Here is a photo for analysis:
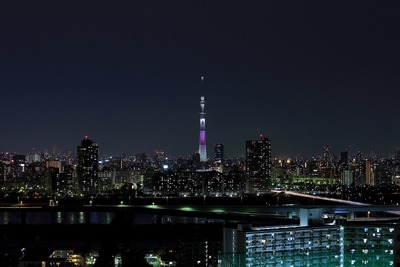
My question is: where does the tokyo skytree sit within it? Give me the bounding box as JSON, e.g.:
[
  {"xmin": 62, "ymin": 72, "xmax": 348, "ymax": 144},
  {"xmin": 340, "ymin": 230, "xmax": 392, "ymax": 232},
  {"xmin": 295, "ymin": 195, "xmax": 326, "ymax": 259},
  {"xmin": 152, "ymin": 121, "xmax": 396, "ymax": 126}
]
[{"xmin": 199, "ymin": 76, "xmax": 207, "ymax": 162}]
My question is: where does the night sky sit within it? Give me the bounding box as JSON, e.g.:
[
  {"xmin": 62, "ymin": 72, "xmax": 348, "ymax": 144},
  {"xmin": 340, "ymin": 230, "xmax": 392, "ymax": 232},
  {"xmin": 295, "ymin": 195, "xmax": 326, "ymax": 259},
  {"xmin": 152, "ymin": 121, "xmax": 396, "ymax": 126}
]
[{"xmin": 1, "ymin": 1, "xmax": 400, "ymax": 159}]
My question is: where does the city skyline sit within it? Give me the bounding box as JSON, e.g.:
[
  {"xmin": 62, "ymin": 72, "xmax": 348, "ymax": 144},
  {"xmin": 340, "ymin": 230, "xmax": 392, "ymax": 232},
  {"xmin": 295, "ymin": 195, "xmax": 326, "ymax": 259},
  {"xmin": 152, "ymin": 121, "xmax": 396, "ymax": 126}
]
[
  {"xmin": 0, "ymin": 134, "xmax": 397, "ymax": 161},
  {"xmin": 1, "ymin": 1, "xmax": 400, "ymax": 158}
]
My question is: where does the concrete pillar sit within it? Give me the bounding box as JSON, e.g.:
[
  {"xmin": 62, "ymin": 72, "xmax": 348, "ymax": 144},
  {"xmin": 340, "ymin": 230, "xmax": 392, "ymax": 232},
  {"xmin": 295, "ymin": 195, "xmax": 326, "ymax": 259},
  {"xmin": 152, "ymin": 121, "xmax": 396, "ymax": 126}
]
[{"xmin": 299, "ymin": 208, "xmax": 324, "ymax": 226}]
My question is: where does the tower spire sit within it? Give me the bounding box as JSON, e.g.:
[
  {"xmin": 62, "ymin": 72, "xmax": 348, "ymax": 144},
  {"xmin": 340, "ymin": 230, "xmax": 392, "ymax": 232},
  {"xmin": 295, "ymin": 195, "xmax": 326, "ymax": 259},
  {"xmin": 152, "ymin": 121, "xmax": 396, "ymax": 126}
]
[{"xmin": 199, "ymin": 76, "xmax": 207, "ymax": 162}]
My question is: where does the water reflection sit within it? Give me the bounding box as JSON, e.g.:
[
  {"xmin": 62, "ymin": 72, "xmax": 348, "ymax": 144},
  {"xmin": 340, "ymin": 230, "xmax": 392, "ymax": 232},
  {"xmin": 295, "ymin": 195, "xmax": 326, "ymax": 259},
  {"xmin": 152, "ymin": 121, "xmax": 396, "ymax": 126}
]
[{"xmin": 0, "ymin": 212, "xmax": 223, "ymax": 225}]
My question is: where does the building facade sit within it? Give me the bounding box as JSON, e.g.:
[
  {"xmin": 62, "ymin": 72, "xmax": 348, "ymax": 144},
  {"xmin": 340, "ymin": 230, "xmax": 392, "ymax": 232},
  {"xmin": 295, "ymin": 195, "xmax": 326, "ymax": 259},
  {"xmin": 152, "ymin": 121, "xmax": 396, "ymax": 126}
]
[
  {"xmin": 221, "ymin": 223, "xmax": 343, "ymax": 267},
  {"xmin": 214, "ymin": 143, "xmax": 225, "ymax": 164},
  {"xmin": 76, "ymin": 136, "xmax": 99, "ymax": 195},
  {"xmin": 245, "ymin": 135, "xmax": 272, "ymax": 194}
]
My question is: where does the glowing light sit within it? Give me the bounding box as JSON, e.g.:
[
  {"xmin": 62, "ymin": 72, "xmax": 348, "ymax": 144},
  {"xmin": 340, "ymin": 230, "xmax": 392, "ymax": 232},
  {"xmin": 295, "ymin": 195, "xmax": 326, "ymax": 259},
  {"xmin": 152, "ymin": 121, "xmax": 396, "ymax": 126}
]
[
  {"xmin": 179, "ymin": 207, "xmax": 195, "ymax": 211},
  {"xmin": 211, "ymin": 209, "xmax": 225, "ymax": 213}
]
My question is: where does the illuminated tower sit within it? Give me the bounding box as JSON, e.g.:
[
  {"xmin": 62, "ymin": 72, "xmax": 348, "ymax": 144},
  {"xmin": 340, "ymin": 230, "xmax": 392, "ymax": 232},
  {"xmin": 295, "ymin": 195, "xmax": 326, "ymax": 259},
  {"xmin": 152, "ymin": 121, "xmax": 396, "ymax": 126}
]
[{"xmin": 199, "ymin": 76, "xmax": 207, "ymax": 162}]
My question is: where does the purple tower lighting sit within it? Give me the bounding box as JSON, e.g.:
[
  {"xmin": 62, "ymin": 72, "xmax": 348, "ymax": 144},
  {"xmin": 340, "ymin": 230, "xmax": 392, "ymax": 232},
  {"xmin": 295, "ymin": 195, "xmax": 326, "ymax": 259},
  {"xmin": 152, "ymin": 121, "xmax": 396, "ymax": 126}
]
[{"xmin": 199, "ymin": 76, "xmax": 207, "ymax": 162}]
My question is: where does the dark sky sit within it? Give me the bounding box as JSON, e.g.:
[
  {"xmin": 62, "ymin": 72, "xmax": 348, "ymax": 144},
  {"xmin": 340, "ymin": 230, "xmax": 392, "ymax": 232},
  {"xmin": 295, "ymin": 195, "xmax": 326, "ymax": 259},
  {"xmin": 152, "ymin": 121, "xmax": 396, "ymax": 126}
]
[{"xmin": 0, "ymin": 0, "xmax": 400, "ymax": 159}]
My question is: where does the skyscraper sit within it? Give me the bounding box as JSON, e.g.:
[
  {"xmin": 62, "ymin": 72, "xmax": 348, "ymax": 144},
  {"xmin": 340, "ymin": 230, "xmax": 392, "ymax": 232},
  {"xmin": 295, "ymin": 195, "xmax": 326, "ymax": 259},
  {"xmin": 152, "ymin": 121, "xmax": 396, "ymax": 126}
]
[
  {"xmin": 76, "ymin": 136, "xmax": 99, "ymax": 195},
  {"xmin": 245, "ymin": 135, "xmax": 272, "ymax": 194},
  {"xmin": 323, "ymin": 145, "xmax": 331, "ymax": 165},
  {"xmin": 199, "ymin": 77, "xmax": 207, "ymax": 162},
  {"xmin": 395, "ymin": 147, "xmax": 400, "ymax": 163},
  {"xmin": 365, "ymin": 159, "xmax": 372, "ymax": 185},
  {"xmin": 340, "ymin": 151, "xmax": 349, "ymax": 164},
  {"xmin": 214, "ymin": 143, "xmax": 224, "ymax": 164}
]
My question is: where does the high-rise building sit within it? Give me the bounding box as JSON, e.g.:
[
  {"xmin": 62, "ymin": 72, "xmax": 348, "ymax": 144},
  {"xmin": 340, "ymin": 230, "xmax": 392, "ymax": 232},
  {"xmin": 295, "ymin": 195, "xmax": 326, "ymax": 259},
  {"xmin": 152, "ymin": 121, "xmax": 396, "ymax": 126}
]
[
  {"xmin": 323, "ymin": 145, "xmax": 331, "ymax": 165},
  {"xmin": 11, "ymin": 154, "xmax": 26, "ymax": 178},
  {"xmin": 340, "ymin": 151, "xmax": 349, "ymax": 164},
  {"xmin": 342, "ymin": 169, "xmax": 353, "ymax": 186},
  {"xmin": 198, "ymin": 77, "xmax": 207, "ymax": 162},
  {"xmin": 76, "ymin": 136, "xmax": 99, "ymax": 195},
  {"xmin": 221, "ymin": 219, "xmax": 343, "ymax": 267},
  {"xmin": 344, "ymin": 224, "xmax": 395, "ymax": 266},
  {"xmin": 245, "ymin": 135, "xmax": 272, "ymax": 194},
  {"xmin": 365, "ymin": 159, "xmax": 372, "ymax": 185},
  {"xmin": 355, "ymin": 151, "xmax": 363, "ymax": 163},
  {"xmin": 50, "ymin": 169, "xmax": 74, "ymax": 196},
  {"xmin": 26, "ymin": 152, "xmax": 41, "ymax": 164},
  {"xmin": 176, "ymin": 238, "xmax": 221, "ymax": 267},
  {"xmin": 214, "ymin": 143, "xmax": 224, "ymax": 164},
  {"xmin": 395, "ymin": 147, "xmax": 400, "ymax": 163},
  {"xmin": 0, "ymin": 161, "xmax": 6, "ymax": 182},
  {"xmin": 46, "ymin": 160, "xmax": 63, "ymax": 173},
  {"xmin": 221, "ymin": 219, "xmax": 397, "ymax": 267}
]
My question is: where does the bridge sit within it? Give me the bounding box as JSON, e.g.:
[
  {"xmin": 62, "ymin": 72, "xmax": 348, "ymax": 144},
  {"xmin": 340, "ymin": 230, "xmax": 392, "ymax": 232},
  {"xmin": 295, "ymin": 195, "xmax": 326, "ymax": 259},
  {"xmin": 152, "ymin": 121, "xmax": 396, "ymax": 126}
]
[{"xmin": 1, "ymin": 202, "xmax": 400, "ymax": 225}]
